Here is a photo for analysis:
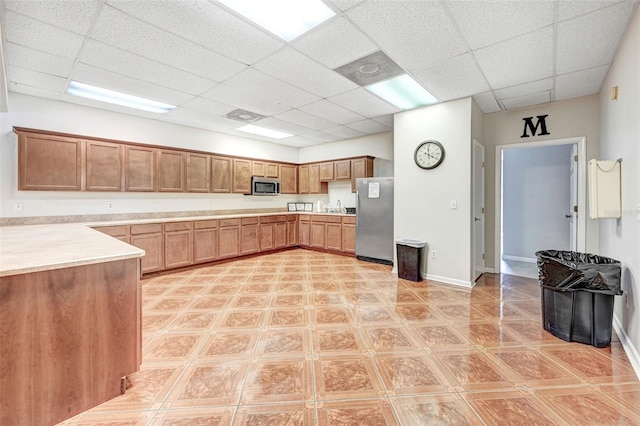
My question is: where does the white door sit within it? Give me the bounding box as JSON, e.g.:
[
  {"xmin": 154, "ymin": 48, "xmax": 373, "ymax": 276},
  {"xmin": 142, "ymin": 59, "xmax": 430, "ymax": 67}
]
[
  {"xmin": 569, "ymin": 144, "xmax": 578, "ymax": 251},
  {"xmin": 473, "ymin": 140, "xmax": 485, "ymax": 281}
]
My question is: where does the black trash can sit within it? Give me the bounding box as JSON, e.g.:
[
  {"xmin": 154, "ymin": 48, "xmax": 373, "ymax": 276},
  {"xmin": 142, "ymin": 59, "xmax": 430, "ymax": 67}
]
[
  {"xmin": 396, "ymin": 240, "xmax": 426, "ymax": 282},
  {"xmin": 535, "ymin": 250, "xmax": 622, "ymax": 348}
]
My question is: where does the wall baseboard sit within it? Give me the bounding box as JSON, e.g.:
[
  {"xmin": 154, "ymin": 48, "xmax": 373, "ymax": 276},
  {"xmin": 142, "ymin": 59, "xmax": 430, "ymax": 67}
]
[
  {"xmin": 613, "ymin": 314, "xmax": 640, "ymax": 380},
  {"xmin": 483, "ymin": 267, "xmax": 496, "ymax": 273},
  {"xmin": 425, "ymin": 273, "xmax": 474, "ymax": 288},
  {"xmin": 502, "ymin": 255, "xmax": 537, "ymax": 263}
]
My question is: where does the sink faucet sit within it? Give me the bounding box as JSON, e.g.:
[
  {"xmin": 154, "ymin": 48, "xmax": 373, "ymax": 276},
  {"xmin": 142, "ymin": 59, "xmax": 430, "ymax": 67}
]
[{"xmin": 337, "ymin": 199, "xmax": 342, "ymax": 213}]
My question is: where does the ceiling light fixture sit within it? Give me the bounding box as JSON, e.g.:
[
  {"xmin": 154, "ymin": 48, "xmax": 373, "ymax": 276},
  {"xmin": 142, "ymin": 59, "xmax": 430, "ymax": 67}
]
[
  {"xmin": 366, "ymin": 75, "xmax": 438, "ymax": 110},
  {"xmin": 66, "ymin": 81, "xmax": 176, "ymax": 114},
  {"xmin": 218, "ymin": 0, "xmax": 335, "ymax": 41},
  {"xmin": 237, "ymin": 124, "xmax": 293, "ymax": 139}
]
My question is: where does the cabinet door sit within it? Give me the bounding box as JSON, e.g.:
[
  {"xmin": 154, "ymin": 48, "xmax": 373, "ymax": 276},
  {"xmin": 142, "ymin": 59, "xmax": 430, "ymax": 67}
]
[
  {"xmin": 252, "ymin": 161, "xmax": 265, "ymax": 177},
  {"xmin": 218, "ymin": 225, "xmax": 240, "ymax": 259},
  {"xmin": 299, "ymin": 220, "xmax": 310, "ymax": 247},
  {"xmin": 265, "ymin": 163, "xmax": 279, "ymax": 178},
  {"xmin": 342, "ymin": 224, "xmax": 355, "ymax": 254},
  {"xmin": 287, "ymin": 219, "xmax": 298, "ymax": 246},
  {"xmin": 280, "ymin": 164, "xmax": 298, "ymax": 194},
  {"xmin": 241, "ymin": 224, "xmax": 259, "ymax": 255},
  {"xmin": 259, "ymin": 223, "xmax": 274, "ymax": 252},
  {"xmin": 310, "ymin": 222, "xmax": 326, "ymax": 248},
  {"xmin": 194, "ymin": 228, "xmax": 217, "ymax": 264},
  {"xmin": 233, "ymin": 159, "xmax": 252, "ymax": 194},
  {"xmin": 319, "ymin": 162, "xmax": 334, "ymax": 181},
  {"xmin": 309, "ymin": 164, "xmax": 321, "ymax": 194},
  {"xmin": 125, "ymin": 146, "xmax": 156, "ymax": 192},
  {"xmin": 18, "ymin": 132, "xmax": 83, "ymax": 191},
  {"xmin": 334, "ymin": 160, "xmax": 351, "ymax": 180},
  {"xmin": 131, "ymin": 233, "xmax": 163, "ymax": 273},
  {"xmin": 94, "ymin": 225, "xmax": 130, "ymax": 243},
  {"xmin": 351, "ymin": 157, "xmax": 374, "ymax": 192},
  {"xmin": 187, "ymin": 153, "xmax": 210, "ymax": 193},
  {"xmin": 157, "ymin": 150, "xmax": 186, "ymax": 192},
  {"xmin": 212, "ymin": 156, "xmax": 232, "ymax": 193},
  {"xmin": 298, "ymin": 165, "xmax": 309, "ymax": 194},
  {"xmin": 273, "ymin": 222, "xmax": 287, "ymax": 248},
  {"xmin": 86, "ymin": 140, "xmax": 123, "ymax": 191},
  {"xmin": 164, "ymin": 230, "xmax": 193, "ymax": 269},
  {"xmin": 326, "ymin": 223, "xmax": 342, "ymax": 252}
]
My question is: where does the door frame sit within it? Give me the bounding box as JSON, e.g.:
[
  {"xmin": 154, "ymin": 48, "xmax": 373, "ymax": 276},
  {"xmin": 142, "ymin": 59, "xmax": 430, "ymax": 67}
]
[
  {"xmin": 494, "ymin": 136, "xmax": 587, "ymax": 274},
  {"xmin": 472, "ymin": 139, "xmax": 485, "ymax": 281}
]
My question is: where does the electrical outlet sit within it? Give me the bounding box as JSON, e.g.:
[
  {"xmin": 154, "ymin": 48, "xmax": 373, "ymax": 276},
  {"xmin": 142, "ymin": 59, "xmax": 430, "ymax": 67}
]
[
  {"xmin": 209, "ymin": 201, "xmax": 215, "ymax": 208},
  {"xmin": 431, "ymin": 250, "xmax": 437, "ymax": 259},
  {"xmin": 107, "ymin": 201, "xmax": 114, "ymax": 209},
  {"xmin": 450, "ymin": 200, "xmax": 457, "ymax": 210},
  {"xmin": 13, "ymin": 203, "xmax": 23, "ymax": 212}
]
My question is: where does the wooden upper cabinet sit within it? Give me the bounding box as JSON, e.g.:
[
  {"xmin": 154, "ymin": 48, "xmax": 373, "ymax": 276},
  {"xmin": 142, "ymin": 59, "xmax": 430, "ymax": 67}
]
[
  {"xmin": 18, "ymin": 131, "xmax": 83, "ymax": 191},
  {"xmin": 308, "ymin": 164, "xmax": 320, "ymax": 194},
  {"xmin": 125, "ymin": 146, "xmax": 156, "ymax": 192},
  {"xmin": 334, "ymin": 160, "xmax": 351, "ymax": 180},
  {"xmin": 351, "ymin": 157, "xmax": 374, "ymax": 192},
  {"xmin": 280, "ymin": 164, "xmax": 297, "ymax": 194},
  {"xmin": 252, "ymin": 161, "xmax": 265, "ymax": 177},
  {"xmin": 233, "ymin": 159, "xmax": 252, "ymax": 194},
  {"xmin": 157, "ymin": 150, "xmax": 186, "ymax": 192},
  {"xmin": 298, "ymin": 165, "xmax": 309, "ymax": 194},
  {"xmin": 265, "ymin": 163, "xmax": 279, "ymax": 178},
  {"xmin": 319, "ymin": 162, "xmax": 334, "ymax": 181},
  {"xmin": 85, "ymin": 140, "xmax": 123, "ymax": 191},
  {"xmin": 212, "ymin": 156, "xmax": 232, "ymax": 193},
  {"xmin": 187, "ymin": 153, "xmax": 210, "ymax": 193}
]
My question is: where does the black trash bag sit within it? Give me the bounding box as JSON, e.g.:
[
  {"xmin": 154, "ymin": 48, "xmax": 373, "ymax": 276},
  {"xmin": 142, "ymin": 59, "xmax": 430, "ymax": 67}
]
[{"xmin": 535, "ymin": 250, "xmax": 622, "ymax": 295}]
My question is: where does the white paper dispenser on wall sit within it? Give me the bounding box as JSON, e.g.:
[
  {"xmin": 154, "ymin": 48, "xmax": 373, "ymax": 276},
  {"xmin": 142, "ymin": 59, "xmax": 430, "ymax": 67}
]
[{"xmin": 588, "ymin": 159, "xmax": 622, "ymax": 219}]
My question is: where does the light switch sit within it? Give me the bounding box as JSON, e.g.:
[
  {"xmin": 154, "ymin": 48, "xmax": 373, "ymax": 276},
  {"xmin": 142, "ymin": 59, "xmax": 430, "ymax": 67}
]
[{"xmin": 450, "ymin": 200, "xmax": 457, "ymax": 210}]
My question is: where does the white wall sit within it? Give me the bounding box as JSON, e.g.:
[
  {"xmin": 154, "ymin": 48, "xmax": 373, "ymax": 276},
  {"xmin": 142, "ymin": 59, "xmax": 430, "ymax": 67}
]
[
  {"xmin": 502, "ymin": 145, "xmax": 572, "ymax": 259},
  {"xmin": 298, "ymin": 132, "xmax": 393, "ymax": 163},
  {"xmin": 483, "ymin": 95, "xmax": 601, "ymax": 270},
  {"xmin": 0, "ymin": 93, "xmax": 306, "ymax": 219},
  {"xmin": 394, "ymin": 98, "xmax": 473, "ymax": 287},
  {"xmin": 599, "ymin": 7, "xmax": 640, "ymax": 376}
]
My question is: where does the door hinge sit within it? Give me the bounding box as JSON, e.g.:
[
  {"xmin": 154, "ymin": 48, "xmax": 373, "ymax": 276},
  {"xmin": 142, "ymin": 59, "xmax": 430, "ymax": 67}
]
[
  {"xmin": 482, "ymin": 253, "xmax": 485, "ymax": 260},
  {"xmin": 573, "ymin": 205, "xmax": 578, "ymax": 213},
  {"xmin": 482, "ymin": 207, "xmax": 485, "ymax": 214},
  {"xmin": 574, "ymin": 155, "xmax": 578, "ymax": 162},
  {"xmin": 482, "ymin": 161, "xmax": 485, "ymax": 168}
]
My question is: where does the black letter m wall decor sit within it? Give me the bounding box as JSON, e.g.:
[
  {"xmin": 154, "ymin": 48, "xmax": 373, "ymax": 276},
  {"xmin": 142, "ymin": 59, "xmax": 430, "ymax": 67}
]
[{"xmin": 521, "ymin": 114, "xmax": 550, "ymax": 138}]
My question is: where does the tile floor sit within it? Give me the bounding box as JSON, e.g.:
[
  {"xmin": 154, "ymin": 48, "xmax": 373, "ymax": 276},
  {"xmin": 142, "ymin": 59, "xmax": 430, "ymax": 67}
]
[{"xmin": 60, "ymin": 249, "xmax": 639, "ymax": 425}]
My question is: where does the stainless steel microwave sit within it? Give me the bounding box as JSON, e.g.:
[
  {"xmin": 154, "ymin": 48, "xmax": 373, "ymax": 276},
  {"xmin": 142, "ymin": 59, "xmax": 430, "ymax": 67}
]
[{"xmin": 251, "ymin": 176, "xmax": 280, "ymax": 195}]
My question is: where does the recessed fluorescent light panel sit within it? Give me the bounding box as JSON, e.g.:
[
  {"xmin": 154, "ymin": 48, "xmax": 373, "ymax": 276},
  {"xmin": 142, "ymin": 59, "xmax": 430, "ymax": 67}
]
[
  {"xmin": 366, "ymin": 75, "xmax": 438, "ymax": 110},
  {"xmin": 238, "ymin": 124, "xmax": 293, "ymax": 139},
  {"xmin": 218, "ymin": 0, "xmax": 335, "ymax": 41},
  {"xmin": 67, "ymin": 81, "xmax": 175, "ymax": 113}
]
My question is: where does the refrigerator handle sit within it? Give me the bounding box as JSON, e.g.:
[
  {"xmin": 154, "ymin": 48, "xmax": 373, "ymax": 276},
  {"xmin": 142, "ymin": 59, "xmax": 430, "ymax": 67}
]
[{"xmin": 355, "ymin": 190, "xmax": 359, "ymax": 226}]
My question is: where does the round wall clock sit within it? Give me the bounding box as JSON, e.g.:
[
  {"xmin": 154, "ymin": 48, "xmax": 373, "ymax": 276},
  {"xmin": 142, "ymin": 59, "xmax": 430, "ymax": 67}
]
[{"xmin": 414, "ymin": 140, "xmax": 445, "ymax": 169}]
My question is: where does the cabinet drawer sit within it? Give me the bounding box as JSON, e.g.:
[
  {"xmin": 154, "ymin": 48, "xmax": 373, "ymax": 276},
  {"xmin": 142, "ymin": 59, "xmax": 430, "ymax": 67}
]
[
  {"xmin": 287, "ymin": 214, "xmax": 298, "ymax": 222},
  {"xmin": 94, "ymin": 225, "xmax": 129, "ymax": 237},
  {"xmin": 260, "ymin": 215, "xmax": 287, "ymax": 224},
  {"xmin": 299, "ymin": 214, "xmax": 311, "ymax": 221},
  {"xmin": 130, "ymin": 223, "xmax": 162, "ymax": 235},
  {"xmin": 342, "ymin": 216, "xmax": 356, "ymax": 224},
  {"xmin": 164, "ymin": 221, "xmax": 193, "ymax": 232},
  {"xmin": 194, "ymin": 220, "xmax": 218, "ymax": 229},
  {"xmin": 219, "ymin": 218, "xmax": 240, "ymax": 227},
  {"xmin": 241, "ymin": 217, "xmax": 259, "ymax": 225}
]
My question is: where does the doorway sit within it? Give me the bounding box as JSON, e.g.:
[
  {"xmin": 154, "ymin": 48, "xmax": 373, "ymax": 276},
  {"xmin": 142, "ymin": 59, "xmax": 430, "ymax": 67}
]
[
  {"xmin": 473, "ymin": 140, "xmax": 485, "ymax": 281},
  {"xmin": 495, "ymin": 137, "xmax": 586, "ymax": 278}
]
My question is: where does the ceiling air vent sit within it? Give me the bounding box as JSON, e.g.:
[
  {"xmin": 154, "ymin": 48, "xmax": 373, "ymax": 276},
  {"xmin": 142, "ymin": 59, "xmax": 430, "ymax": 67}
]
[
  {"xmin": 334, "ymin": 51, "xmax": 404, "ymax": 87},
  {"xmin": 223, "ymin": 108, "xmax": 266, "ymax": 123}
]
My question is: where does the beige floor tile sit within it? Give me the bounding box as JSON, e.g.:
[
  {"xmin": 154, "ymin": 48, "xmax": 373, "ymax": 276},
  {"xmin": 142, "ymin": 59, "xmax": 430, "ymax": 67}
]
[
  {"xmin": 464, "ymin": 389, "xmax": 566, "ymax": 425},
  {"xmin": 151, "ymin": 406, "xmax": 236, "ymax": 426},
  {"xmin": 198, "ymin": 330, "xmax": 260, "ymax": 360},
  {"xmin": 316, "ymin": 399, "xmax": 398, "ymax": 425},
  {"xmin": 314, "ymin": 355, "xmax": 385, "ymax": 400},
  {"xmin": 234, "ymin": 402, "xmax": 314, "ymax": 425},
  {"xmin": 241, "ymin": 359, "xmax": 314, "ymax": 404},
  {"xmin": 312, "ymin": 326, "xmax": 368, "ymax": 356},
  {"xmin": 391, "ymin": 394, "xmax": 483, "ymax": 425}
]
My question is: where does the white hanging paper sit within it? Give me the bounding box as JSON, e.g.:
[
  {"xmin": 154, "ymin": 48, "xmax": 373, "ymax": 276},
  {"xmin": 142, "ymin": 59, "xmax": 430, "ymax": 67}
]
[
  {"xmin": 368, "ymin": 182, "xmax": 380, "ymax": 198},
  {"xmin": 588, "ymin": 159, "xmax": 621, "ymax": 219}
]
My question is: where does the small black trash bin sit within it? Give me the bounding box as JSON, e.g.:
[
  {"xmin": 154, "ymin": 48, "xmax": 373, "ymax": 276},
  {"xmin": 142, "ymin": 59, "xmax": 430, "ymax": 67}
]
[
  {"xmin": 536, "ymin": 250, "xmax": 622, "ymax": 348},
  {"xmin": 396, "ymin": 240, "xmax": 426, "ymax": 282}
]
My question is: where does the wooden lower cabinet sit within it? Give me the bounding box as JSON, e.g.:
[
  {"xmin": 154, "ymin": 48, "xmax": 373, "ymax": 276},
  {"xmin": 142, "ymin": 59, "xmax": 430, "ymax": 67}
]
[
  {"xmin": 130, "ymin": 224, "xmax": 163, "ymax": 273},
  {"xmin": 287, "ymin": 216, "xmax": 298, "ymax": 246},
  {"xmin": 273, "ymin": 222, "xmax": 287, "ymax": 249},
  {"xmin": 193, "ymin": 220, "xmax": 218, "ymax": 264},
  {"xmin": 326, "ymin": 222, "xmax": 342, "ymax": 252},
  {"xmin": 241, "ymin": 217, "xmax": 260, "ymax": 255},
  {"xmin": 299, "ymin": 216, "xmax": 310, "ymax": 247},
  {"xmin": 310, "ymin": 222, "xmax": 326, "ymax": 249},
  {"xmin": 164, "ymin": 222, "xmax": 193, "ymax": 269},
  {"xmin": 218, "ymin": 219, "xmax": 240, "ymax": 259},
  {"xmin": 259, "ymin": 223, "xmax": 274, "ymax": 251},
  {"xmin": 93, "ymin": 225, "xmax": 130, "ymax": 243},
  {"xmin": 342, "ymin": 216, "xmax": 356, "ymax": 254}
]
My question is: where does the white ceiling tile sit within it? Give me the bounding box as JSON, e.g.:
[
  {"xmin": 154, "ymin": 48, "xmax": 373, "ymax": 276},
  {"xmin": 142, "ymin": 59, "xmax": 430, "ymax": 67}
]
[
  {"xmin": 8, "ymin": 81, "xmax": 63, "ymax": 100},
  {"xmin": 277, "ymin": 135, "xmax": 319, "ymax": 146},
  {"xmin": 180, "ymin": 97, "xmax": 234, "ymax": 116},
  {"xmin": 7, "ymin": 65, "xmax": 68, "ymax": 93},
  {"xmin": 223, "ymin": 68, "xmax": 320, "ymax": 109},
  {"xmin": 473, "ymin": 92, "xmax": 502, "ymax": 113},
  {"xmin": 558, "ymin": 0, "xmax": 622, "ymax": 21},
  {"xmin": 254, "ymin": 48, "xmax": 358, "ymax": 98},
  {"xmin": 412, "ymin": 53, "xmax": 489, "ymax": 102},
  {"xmin": 4, "ymin": 0, "xmax": 100, "ymax": 34},
  {"xmin": 80, "ymin": 41, "xmax": 217, "ymax": 95},
  {"xmin": 275, "ymin": 109, "xmax": 338, "ymax": 130},
  {"xmin": 106, "ymin": 0, "xmax": 284, "ymax": 64},
  {"xmin": 346, "ymin": 1, "xmax": 467, "ymax": 70},
  {"xmin": 298, "ymin": 100, "xmax": 365, "ymax": 125},
  {"xmin": 372, "ymin": 115, "xmax": 394, "ymax": 128},
  {"xmin": 328, "ymin": 88, "xmax": 400, "ymax": 118},
  {"xmin": 475, "ymin": 26, "xmax": 554, "ymax": 89},
  {"xmin": 3, "ymin": 10, "xmax": 84, "ymax": 60},
  {"xmin": 501, "ymin": 91, "xmax": 551, "ymax": 110},
  {"xmin": 494, "ymin": 78, "xmax": 554, "ymax": 100},
  {"xmin": 556, "ymin": 2, "xmax": 637, "ymax": 74},
  {"xmin": 326, "ymin": 0, "xmax": 364, "ymax": 12},
  {"xmin": 346, "ymin": 119, "xmax": 390, "ymax": 134},
  {"xmin": 71, "ymin": 63, "xmax": 195, "ymax": 105},
  {"xmin": 303, "ymin": 131, "xmax": 343, "ymax": 143},
  {"xmin": 555, "ymin": 65, "xmax": 609, "ymax": 101},
  {"xmin": 4, "ymin": 42, "xmax": 73, "ymax": 78},
  {"xmin": 292, "ymin": 17, "xmax": 378, "ymax": 69},
  {"xmin": 323, "ymin": 125, "xmax": 366, "ymax": 139},
  {"xmin": 165, "ymin": 107, "xmax": 240, "ymax": 129},
  {"xmin": 201, "ymin": 83, "xmax": 291, "ymax": 116},
  {"xmin": 91, "ymin": 5, "xmax": 246, "ymax": 82},
  {"xmin": 258, "ymin": 117, "xmax": 315, "ymax": 135},
  {"xmin": 446, "ymin": 1, "xmax": 553, "ymax": 50}
]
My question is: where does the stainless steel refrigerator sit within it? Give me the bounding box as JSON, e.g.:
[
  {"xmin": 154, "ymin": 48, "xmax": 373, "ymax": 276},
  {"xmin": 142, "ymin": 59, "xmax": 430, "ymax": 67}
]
[{"xmin": 355, "ymin": 177, "xmax": 394, "ymax": 265}]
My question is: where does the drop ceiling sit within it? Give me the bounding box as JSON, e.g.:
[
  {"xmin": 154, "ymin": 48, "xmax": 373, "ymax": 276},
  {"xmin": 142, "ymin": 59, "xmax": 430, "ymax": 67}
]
[{"xmin": 0, "ymin": 0, "xmax": 637, "ymax": 147}]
